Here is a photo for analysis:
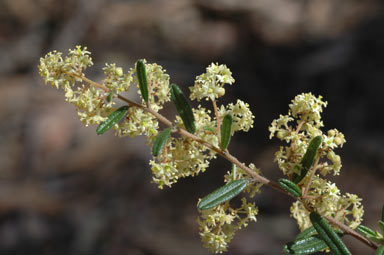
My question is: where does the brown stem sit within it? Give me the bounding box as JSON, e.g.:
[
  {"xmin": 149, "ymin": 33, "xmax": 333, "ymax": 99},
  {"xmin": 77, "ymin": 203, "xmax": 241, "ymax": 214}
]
[
  {"xmin": 324, "ymin": 215, "xmax": 379, "ymax": 250},
  {"xmin": 302, "ymin": 156, "xmax": 320, "ymax": 199},
  {"xmin": 211, "ymin": 99, "xmax": 221, "ymax": 143}
]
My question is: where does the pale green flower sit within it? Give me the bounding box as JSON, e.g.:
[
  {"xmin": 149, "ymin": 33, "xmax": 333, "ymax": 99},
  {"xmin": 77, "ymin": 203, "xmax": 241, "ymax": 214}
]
[
  {"xmin": 219, "ymin": 99, "xmax": 254, "ymax": 134},
  {"xmin": 190, "ymin": 63, "xmax": 234, "ymax": 101},
  {"xmin": 290, "ymin": 176, "xmax": 363, "ymax": 231},
  {"xmin": 66, "ymin": 45, "xmax": 93, "ymax": 73},
  {"xmin": 117, "ymin": 107, "xmax": 159, "ymax": 139},
  {"xmin": 149, "ymin": 134, "xmax": 213, "ymax": 189},
  {"xmin": 103, "ymin": 63, "xmax": 132, "ymax": 94},
  {"xmin": 66, "ymin": 85, "xmax": 114, "ymax": 127},
  {"xmin": 198, "ymin": 198, "xmax": 258, "ymax": 254},
  {"xmin": 289, "ymin": 93, "xmax": 327, "ymax": 128},
  {"xmin": 149, "ymin": 160, "xmax": 179, "ymax": 189}
]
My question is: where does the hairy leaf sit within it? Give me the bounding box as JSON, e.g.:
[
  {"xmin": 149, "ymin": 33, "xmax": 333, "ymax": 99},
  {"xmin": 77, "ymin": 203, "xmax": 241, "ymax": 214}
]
[
  {"xmin": 357, "ymin": 225, "xmax": 377, "ymax": 238},
  {"xmin": 198, "ymin": 179, "xmax": 248, "ymax": 210},
  {"xmin": 152, "ymin": 127, "xmax": 172, "ymax": 156},
  {"xmin": 136, "ymin": 60, "xmax": 149, "ymax": 102},
  {"xmin": 284, "ymin": 235, "xmax": 328, "ymax": 254},
  {"xmin": 279, "ymin": 178, "xmax": 302, "ymax": 197},
  {"xmin": 309, "ymin": 212, "xmax": 351, "ymax": 255},
  {"xmin": 220, "ymin": 114, "xmax": 233, "ymax": 150},
  {"xmin": 292, "ymin": 136, "xmax": 322, "ymax": 184},
  {"xmin": 106, "ymin": 92, "xmax": 113, "ymax": 103},
  {"xmin": 96, "ymin": 105, "xmax": 129, "ymax": 135},
  {"xmin": 379, "ymin": 221, "xmax": 384, "ymax": 236},
  {"xmin": 170, "ymin": 83, "xmax": 196, "ymax": 134},
  {"xmin": 295, "ymin": 226, "xmax": 317, "ymax": 240}
]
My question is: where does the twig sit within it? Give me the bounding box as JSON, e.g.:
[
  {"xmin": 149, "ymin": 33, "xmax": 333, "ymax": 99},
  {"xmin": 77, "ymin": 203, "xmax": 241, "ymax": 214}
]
[
  {"xmin": 211, "ymin": 99, "xmax": 221, "ymax": 143},
  {"xmin": 324, "ymin": 215, "xmax": 379, "ymax": 250},
  {"xmin": 66, "ymin": 71, "xmax": 379, "ymax": 252},
  {"xmin": 302, "ymin": 156, "xmax": 320, "ymax": 198}
]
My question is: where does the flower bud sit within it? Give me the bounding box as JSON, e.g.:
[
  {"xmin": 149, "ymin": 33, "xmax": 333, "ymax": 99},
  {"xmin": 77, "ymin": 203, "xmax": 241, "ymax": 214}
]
[{"xmin": 115, "ymin": 67, "xmax": 123, "ymax": 76}]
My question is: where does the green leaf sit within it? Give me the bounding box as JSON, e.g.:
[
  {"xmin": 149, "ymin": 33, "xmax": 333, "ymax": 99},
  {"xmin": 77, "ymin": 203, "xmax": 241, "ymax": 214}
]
[
  {"xmin": 382, "ymin": 205, "xmax": 384, "ymax": 222},
  {"xmin": 278, "ymin": 178, "xmax": 302, "ymax": 197},
  {"xmin": 379, "ymin": 221, "xmax": 384, "ymax": 235},
  {"xmin": 170, "ymin": 83, "xmax": 196, "ymax": 134},
  {"xmin": 357, "ymin": 225, "xmax": 383, "ymax": 243},
  {"xmin": 220, "ymin": 114, "xmax": 233, "ymax": 150},
  {"xmin": 284, "ymin": 235, "xmax": 328, "ymax": 254},
  {"xmin": 292, "ymin": 136, "xmax": 322, "ymax": 184},
  {"xmin": 309, "ymin": 212, "xmax": 351, "ymax": 255},
  {"xmin": 357, "ymin": 225, "xmax": 378, "ymax": 238},
  {"xmin": 136, "ymin": 60, "xmax": 149, "ymax": 102},
  {"xmin": 152, "ymin": 127, "xmax": 172, "ymax": 157},
  {"xmin": 295, "ymin": 226, "xmax": 317, "ymax": 240},
  {"xmin": 198, "ymin": 179, "xmax": 248, "ymax": 210},
  {"xmin": 377, "ymin": 245, "xmax": 384, "ymax": 255},
  {"xmin": 106, "ymin": 92, "xmax": 113, "ymax": 102},
  {"xmin": 96, "ymin": 105, "xmax": 129, "ymax": 135}
]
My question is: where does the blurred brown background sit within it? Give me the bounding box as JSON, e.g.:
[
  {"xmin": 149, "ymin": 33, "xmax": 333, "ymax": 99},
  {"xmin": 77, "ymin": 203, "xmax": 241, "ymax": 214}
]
[{"xmin": 1, "ymin": 0, "xmax": 384, "ymax": 254}]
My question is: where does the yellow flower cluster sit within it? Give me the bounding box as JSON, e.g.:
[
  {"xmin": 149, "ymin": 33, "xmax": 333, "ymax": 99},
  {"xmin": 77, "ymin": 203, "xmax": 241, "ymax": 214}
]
[
  {"xmin": 270, "ymin": 93, "xmax": 345, "ymax": 176},
  {"xmin": 219, "ymin": 99, "xmax": 255, "ymax": 134},
  {"xmin": 198, "ymin": 198, "xmax": 258, "ymax": 254},
  {"xmin": 150, "ymin": 68, "xmax": 255, "ymax": 189},
  {"xmin": 102, "ymin": 63, "xmax": 132, "ymax": 94},
  {"xmin": 190, "ymin": 63, "xmax": 235, "ymax": 101},
  {"xmin": 291, "ymin": 176, "xmax": 364, "ymax": 231},
  {"xmin": 269, "ymin": 93, "xmax": 363, "ymax": 231},
  {"xmin": 150, "ymin": 107, "xmax": 218, "ymax": 188},
  {"xmin": 196, "ymin": 164, "xmax": 261, "ymax": 253},
  {"xmin": 38, "ymin": 47, "xmax": 170, "ymax": 136}
]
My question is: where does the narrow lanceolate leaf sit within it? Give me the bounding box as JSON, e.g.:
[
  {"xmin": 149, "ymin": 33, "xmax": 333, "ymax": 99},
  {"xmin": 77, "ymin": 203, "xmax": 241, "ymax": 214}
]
[
  {"xmin": 292, "ymin": 135, "xmax": 322, "ymax": 184},
  {"xmin": 279, "ymin": 178, "xmax": 302, "ymax": 197},
  {"xmin": 170, "ymin": 83, "xmax": 196, "ymax": 134},
  {"xmin": 96, "ymin": 105, "xmax": 129, "ymax": 135},
  {"xmin": 106, "ymin": 92, "xmax": 113, "ymax": 102},
  {"xmin": 136, "ymin": 60, "xmax": 149, "ymax": 102},
  {"xmin": 357, "ymin": 225, "xmax": 377, "ymax": 238},
  {"xmin": 220, "ymin": 114, "xmax": 233, "ymax": 150},
  {"xmin": 284, "ymin": 235, "xmax": 328, "ymax": 254},
  {"xmin": 377, "ymin": 245, "xmax": 384, "ymax": 255},
  {"xmin": 309, "ymin": 212, "xmax": 351, "ymax": 255},
  {"xmin": 357, "ymin": 225, "xmax": 383, "ymax": 243},
  {"xmin": 295, "ymin": 226, "xmax": 317, "ymax": 240},
  {"xmin": 197, "ymin": 179, "xmax": 248, "ymax": 210},
  {"xmin": 152, "ymin": 127, "xmax": 172, "ymax": 157}
]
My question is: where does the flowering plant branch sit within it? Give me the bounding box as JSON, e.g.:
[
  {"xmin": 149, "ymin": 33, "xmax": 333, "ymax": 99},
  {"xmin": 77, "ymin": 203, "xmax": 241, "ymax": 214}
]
[{"xmin": 38, "ymin": 46, "xmax": 383, "ymax": 254}]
